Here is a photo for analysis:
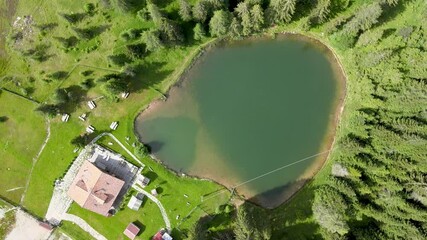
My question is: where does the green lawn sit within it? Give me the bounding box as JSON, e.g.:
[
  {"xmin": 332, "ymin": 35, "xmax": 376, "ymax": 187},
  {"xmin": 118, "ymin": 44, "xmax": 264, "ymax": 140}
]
[
  {"xmin": 66, "ymin": 134, "xmax": 230, "ymax": 239},
  {"xmin": 0, "ymin": 91, "xmax": 47, "ymax": 204},
  {"xmin": 2, "ymin": 1, "xmax": 230, "ymax": 238},
  {"xmin": 59, "ymin": 221, "xmax": 95, "ymax": 240}
]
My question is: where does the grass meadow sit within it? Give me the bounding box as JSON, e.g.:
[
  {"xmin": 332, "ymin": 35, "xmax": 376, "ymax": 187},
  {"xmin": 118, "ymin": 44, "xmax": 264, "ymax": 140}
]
[{"xmin": 1, "ymin": 0, "xmax": 231, "ymax": 238}]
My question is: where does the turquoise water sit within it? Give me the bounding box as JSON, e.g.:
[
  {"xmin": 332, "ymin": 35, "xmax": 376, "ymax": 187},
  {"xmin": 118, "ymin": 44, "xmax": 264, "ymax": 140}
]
[{"xmin": 136, "ymin": 36, "xmax": 340, "ymax": 207}]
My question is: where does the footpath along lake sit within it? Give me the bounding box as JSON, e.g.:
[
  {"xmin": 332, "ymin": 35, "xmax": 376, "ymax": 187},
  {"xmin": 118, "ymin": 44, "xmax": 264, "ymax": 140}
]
[{"xmin": 135, "ymin": 34, "xmax": 345, "ymax": 208}]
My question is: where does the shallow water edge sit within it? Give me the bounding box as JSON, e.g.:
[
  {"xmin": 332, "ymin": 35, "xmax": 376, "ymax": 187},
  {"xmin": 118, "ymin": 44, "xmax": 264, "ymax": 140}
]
[{"xmin": 134, "ymin": 32, "xmax": 347, "ymax": 209}]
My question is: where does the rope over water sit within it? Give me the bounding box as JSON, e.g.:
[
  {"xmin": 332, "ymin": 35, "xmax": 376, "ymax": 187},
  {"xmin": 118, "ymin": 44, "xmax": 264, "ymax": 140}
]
[{"xmin": 202, "ymin": 147, "xmax": 337, "ymax": 202}]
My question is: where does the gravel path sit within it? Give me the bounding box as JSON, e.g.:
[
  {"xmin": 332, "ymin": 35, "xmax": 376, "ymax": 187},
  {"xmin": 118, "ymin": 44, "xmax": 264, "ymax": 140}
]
[
  {"xmin": 132, "ymin": 185, "xmax": 171, "ymax": 232},
  {"xmin": 6, "ymin": 209, "xmax": 52, "ymax": 240},
  {"xmin": 62, "ymin": 213, "xmax": 107, "ymax": 240},
  {"xmin": 45, "ymin": 147, "xmax": 89, "ymax": 225},
  {"xmin": 90, "ymin": 132, "xmax": 145, "ymax": 167}
]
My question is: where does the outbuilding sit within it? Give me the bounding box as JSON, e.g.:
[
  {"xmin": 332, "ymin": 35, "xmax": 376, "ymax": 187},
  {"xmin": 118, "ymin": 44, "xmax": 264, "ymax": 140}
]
[
  {"xmin": 123, "ymin": 223, "xmax": 140, "ymax": 240},
  {"xmin": 127, "ymin": 195, "xmax": 143, "ymax": 211}
]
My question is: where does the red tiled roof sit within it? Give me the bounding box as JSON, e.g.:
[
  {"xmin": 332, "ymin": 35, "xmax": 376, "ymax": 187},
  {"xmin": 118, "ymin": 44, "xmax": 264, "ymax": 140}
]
[
  {"xmin": 67, "ymin": 161, "xmax": 125, "ymax": 216},
  {"xmin": 124, "ymin": 223, "xmax": 140, "ymax": 239},
  {"xmin": 152, "ymin": 232, "xmax": 163, "ymax": 240}
]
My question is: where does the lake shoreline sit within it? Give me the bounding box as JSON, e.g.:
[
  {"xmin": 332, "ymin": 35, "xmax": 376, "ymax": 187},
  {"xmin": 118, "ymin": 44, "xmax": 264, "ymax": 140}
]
[
  {"xmin": 257, "ymin": 31, "xmax": 348, "ymax": 209},
  {"xmin": 134, "ymin": 32, "xmax": 347, "ymax": 209}
]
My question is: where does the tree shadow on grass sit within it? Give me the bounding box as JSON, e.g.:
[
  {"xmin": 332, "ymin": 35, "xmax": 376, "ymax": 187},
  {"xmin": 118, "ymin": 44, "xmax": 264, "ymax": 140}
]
[
  {"xmin": 128, "ymin": 61, "xmax": 172, "ymax": 94},
  {"xmin": 378, "ymin": 0, "xmax": 409, "ymax": 26},
  {"xmin": 58, "ymin": 85, "xmax": 88, "ymax": 114},
  {"xmin": 144, "ymin": 171, "xmax": 158, "ymax": 182}
]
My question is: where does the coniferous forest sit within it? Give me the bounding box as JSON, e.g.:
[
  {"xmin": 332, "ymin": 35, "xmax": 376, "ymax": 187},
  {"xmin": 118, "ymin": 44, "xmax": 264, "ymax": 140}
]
[{"xmin": 174, "ymin": 0, "xmax": 427, "ymax": 239}]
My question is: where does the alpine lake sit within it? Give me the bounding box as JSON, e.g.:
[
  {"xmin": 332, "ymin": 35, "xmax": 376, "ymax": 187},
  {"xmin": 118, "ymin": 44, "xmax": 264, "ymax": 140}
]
[{"xmin": 135, "ymin": 34, "xmax": 345, "ymax": 208}]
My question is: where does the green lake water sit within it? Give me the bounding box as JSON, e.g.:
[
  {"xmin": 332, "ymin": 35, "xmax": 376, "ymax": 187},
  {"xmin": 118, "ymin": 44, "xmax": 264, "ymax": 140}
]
[{"xmin": 135, "ymin": 35, "xmax": 341, "ymax": 208}]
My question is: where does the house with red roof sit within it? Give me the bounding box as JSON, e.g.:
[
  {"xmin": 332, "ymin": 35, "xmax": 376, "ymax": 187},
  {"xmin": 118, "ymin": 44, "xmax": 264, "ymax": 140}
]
[{"xmin": 67, "ymin": 160, "xmax": 125, "ymax": 216}]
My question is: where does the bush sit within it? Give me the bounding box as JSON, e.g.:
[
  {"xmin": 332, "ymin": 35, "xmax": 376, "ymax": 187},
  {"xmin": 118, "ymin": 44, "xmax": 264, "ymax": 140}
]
[
  {"xmin": 47, "ymin": 71, "xmax": 68, "ymax": 80},
  {"xmin": 134, "ymin": 143, "xmax": 149, "ymax": 158},
  {"xmin": 126, "ymin": 43, "xmax": 147, "ymax": 59},
  {"xmin": 80, "ymin": 70, "xmax": 94, "ymax": 76},
  {"xmin": 80, "ymin": 78, "xmax": 95, "ymax": 90},
  {"xmin": 84, "ymin": 3, "xmax": 96, "ymax": 14},
  {"xmin": 137, "ymin": 8, "xmax": 150, "ymax": 21},
  {"xmin": 120, "ymin": 28, "xmax": 143, "ymax": 41}
]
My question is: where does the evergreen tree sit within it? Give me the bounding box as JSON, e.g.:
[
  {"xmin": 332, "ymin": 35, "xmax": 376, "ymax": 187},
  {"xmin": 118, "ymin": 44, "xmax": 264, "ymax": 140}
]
[
  {"xmin": 235, "ymin": 2, "xmax": 252, "ymax": 36},
  {"xmin": 35, "ymin": 104, "xmax": 59, "ymax": 118},
  {"xmin": 147, "ymin": 2, "xmax": 163, "ymax": 26},
  {"xmin": 141, "ymin": 30, "xmax": 163, "ymax": 51},
  {"xmin": 251, "ymin": 4, "xmax": 264, "ymax": 33},
  {"xmin": 267, "ymin": 0, "xmax": 296, "ymax": 24},
  {"xmin": 179, "ymin": 0, "xmax": 192, "ymax": 21},
  {"xmin": 343, "ymin": 2, "xmax": 383, "ymax": 35},
  {"xmin": 134, "ymin": 142, "xmax": 149, "ymax": 158},
  {"xmin": 384, "ymin": 0, "xmax": 399, "ymax": 6},
  {"xmin": 313, "ymin": 186, "xmax": 349, "ymax": 236},
  {"xmin": 160, "ymin": 19, "xmax": 184, "ymax": 43},
  {"xmin": 234, "ymin": 207, "xmax": 253, "ymax": 239},
  {"xmin": 101, "ymin": 79, "xmax": 128, "ymax": 99},
  {"xmin": 209, "ymin": 10, "xmax": 231, "ymax": 37},
  {"xmin": 229, "ymin": 17, "xmax": 243, "ymax": 39},
  {"xmin": 52, "ymin": 88, "xmax": 69, "ymax": 105},
  {"xmin": 193, "ymin": 0, "xmax": 209, "ymax": 22},
  {"xmin": 193, "ymin": 23, "xmax": 206, "ymax": 40},
  {"xmin": 312, "ymin": 0, "xmax": 331, "ymax": 24}
]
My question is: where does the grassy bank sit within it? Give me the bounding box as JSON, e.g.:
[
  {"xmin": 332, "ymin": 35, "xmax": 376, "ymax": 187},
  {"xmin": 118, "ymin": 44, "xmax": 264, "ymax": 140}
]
[
  {"xmin": 0, "ymin": 0, "xmax": 231, "ymax": 238},
  {"xmin": 0, "ymin": 91, "xmax": 47, "ymax": 204}
]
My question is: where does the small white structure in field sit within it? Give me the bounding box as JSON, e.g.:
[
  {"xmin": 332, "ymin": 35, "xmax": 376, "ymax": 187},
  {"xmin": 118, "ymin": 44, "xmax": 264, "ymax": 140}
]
[
  {"xmin": 136, "ymin": 174, "xmax": 150, "ymax": 188},
  {"xmin": 127, "ymin": 195, "xmax": 143, "ymax": 211},
  {"xmin": 110, "ymin": 121, "xmax": 118, "ymax": 130},
  {"xmin": 151, "ymin": 188, "xmax": 158, "ymax": 197},
  {"xmin": 162, "ymin": 232, "xmax": 173, "ymax": 240},
  {"xmin": 61, "ymin": 114, "xmax": 70, "ymax": 122},
  {"xmin": 86, "ymin": 125, "xmax": 95, "ymax": 134},
  {"xmin": 121, "ymin": 92, "xmax": 130, "ymax": 99},
  {"xmin": 87, "ymin": 101, "xmax": 96, "ymax": 109},
  {"xmin": 78, "ymin": 113, "xmax": 87, "ymax": 121}
]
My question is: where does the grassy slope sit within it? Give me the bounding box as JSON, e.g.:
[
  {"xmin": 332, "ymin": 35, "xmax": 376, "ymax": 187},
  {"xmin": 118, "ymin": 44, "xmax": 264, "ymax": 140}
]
[
  {"xmin": 0, "ymin": 91, "xmax": 46, "ymax": 203},
  {"xmin": 0, "ymin": 1, "xmax": 231, "ymax": 238}
]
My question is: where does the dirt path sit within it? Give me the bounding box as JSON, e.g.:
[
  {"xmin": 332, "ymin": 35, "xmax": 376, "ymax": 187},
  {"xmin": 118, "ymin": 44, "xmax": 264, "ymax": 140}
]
[{"xmin": 20, "ymin": 118, "xmax": 51, "ymax": 205}]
